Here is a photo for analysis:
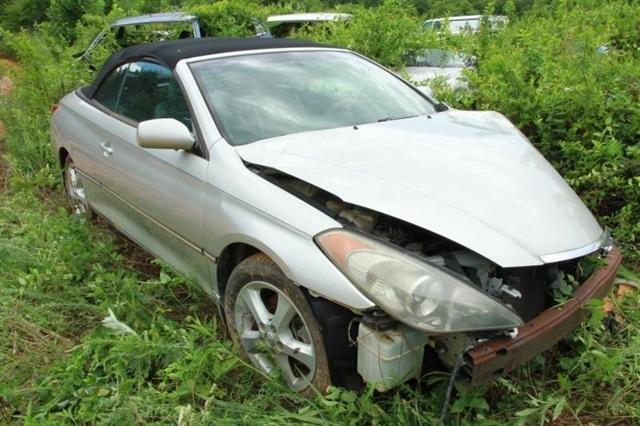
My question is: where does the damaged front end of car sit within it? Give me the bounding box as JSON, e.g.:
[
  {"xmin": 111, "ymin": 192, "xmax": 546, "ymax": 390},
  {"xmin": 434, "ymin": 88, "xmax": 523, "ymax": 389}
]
[{"xmin": 249, "ymin": 164, "xmax": 620, "ymax": 391}]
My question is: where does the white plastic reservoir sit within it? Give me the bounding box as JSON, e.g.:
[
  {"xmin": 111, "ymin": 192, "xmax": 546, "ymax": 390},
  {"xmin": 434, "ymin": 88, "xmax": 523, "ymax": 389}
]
[{"xmin": 357, "ymin": 323, "xmax": 429, "ymax": 391}]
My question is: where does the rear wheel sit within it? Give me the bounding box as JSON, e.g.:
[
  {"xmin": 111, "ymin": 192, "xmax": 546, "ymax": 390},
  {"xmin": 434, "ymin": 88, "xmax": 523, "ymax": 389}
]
[
  {"xmin": 224, "ymin": 253, "xmax": 332, "ymax": 394},
  {"xmin": 63, "ymin": 156, "xmax": 93, "ymax": 219}
]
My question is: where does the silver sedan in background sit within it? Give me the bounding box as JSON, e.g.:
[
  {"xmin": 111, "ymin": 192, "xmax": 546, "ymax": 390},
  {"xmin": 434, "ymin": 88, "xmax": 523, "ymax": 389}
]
[{"xmin": 51, "ymin": 37, "xmax": 620, "ymax": 394}]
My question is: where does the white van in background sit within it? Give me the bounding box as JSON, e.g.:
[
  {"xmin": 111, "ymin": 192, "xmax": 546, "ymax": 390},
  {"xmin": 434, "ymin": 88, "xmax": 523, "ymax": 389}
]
[{"xmin": 423, "ymin": 15, "xmax": 508, "ymax": 34}]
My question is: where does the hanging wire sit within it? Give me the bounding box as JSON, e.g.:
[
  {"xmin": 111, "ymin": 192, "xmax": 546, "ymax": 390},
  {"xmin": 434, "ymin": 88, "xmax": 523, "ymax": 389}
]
[{"xmin": 439, "ymin": 352, "xmax": 465, "ymax": 425}]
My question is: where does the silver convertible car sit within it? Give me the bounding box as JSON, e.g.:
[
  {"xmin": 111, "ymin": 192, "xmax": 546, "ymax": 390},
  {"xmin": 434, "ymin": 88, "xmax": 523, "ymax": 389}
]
[{"xmin": 51, "ymin": 37, "xmax": 621, "ymax": 393}]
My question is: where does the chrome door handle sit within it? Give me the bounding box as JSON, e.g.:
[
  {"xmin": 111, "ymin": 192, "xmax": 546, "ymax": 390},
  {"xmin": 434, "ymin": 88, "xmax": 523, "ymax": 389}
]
[{"xmin": 100, "ymin": 142, "xmax": 113, "ymax": 157}]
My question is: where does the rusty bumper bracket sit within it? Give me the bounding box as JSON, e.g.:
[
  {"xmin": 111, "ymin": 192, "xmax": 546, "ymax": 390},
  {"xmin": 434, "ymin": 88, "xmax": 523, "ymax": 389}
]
[{"xmin": 466, "ymin": 246, "xmax": 622, "ymax": 385}]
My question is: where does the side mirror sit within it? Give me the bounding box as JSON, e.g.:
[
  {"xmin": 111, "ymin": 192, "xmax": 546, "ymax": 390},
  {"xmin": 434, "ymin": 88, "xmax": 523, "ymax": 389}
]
[{"xmin": 137, "ymin": 118, "xmax": 194, "ymax": 150}]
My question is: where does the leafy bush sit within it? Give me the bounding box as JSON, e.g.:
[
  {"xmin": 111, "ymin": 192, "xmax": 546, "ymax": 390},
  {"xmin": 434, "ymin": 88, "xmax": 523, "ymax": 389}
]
[
  {"xmin": 45, "ymin": 0, "xmax": 105, "ymax": 41},
  {"xmin": 0, "ymin": 0, "xmax": 50, "ymax": 31},
  {"xmin": 294, "ymin": 0, "xmax": 428, "ymax": 67},
  {"xmin": 0, "ymin": 27, "xmax": 92, "ymax": 176},
  {"xmin": 189, "ymin": 0, "xmax": 271, "ymax": 38}
]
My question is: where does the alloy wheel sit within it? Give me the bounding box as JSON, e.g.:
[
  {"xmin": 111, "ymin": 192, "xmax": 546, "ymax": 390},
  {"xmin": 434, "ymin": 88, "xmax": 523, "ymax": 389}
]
[{"xmin": 234, "ymin": 280, "xmax": 317, "ymax": 391}]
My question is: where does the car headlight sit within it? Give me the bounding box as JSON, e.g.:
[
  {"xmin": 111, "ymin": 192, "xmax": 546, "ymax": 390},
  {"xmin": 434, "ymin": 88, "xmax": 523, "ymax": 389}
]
[{"xmin": 315, "ymin": 229, "xmax": 523, "ymax": 333}]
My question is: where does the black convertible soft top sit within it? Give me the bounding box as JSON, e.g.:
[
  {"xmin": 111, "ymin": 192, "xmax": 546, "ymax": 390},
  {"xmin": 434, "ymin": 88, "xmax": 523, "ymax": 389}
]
[{"xmin": 85, "ymin": 37, "xmax": 329, "ymax": 98}]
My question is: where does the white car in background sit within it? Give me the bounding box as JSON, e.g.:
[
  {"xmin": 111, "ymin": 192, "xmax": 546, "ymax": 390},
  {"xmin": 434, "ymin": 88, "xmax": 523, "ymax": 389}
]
[
  {"xmin": 405, "ymin": 48, "xmax": 475, "ymax": 90},
  {"xmin": 423, "ymin": 15, "xmax": 508, "ymax": 34},
  {"xmin": 265, "ymin": 13, "xmax": 352, "ymax": 38},
  {"xmin": 77, "ymin": 12, "xmax": 202, "ymax": 62}
]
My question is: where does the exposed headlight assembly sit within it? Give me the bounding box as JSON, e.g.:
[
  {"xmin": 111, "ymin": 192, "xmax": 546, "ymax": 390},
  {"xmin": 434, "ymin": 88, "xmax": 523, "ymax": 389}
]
[{"xmin": 315, "ymin": 229, "xmax": 524, "ymax": 333}]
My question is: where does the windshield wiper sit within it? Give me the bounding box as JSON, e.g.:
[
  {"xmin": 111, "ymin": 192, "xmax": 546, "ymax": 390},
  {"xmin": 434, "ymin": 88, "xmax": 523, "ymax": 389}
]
[{"xmin": 377, "ymin": 114, "xmax": 419, "ymax": 122}]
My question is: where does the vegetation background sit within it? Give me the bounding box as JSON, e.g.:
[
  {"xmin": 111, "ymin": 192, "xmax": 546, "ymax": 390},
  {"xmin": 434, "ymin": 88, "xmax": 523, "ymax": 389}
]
[{"xmin": 0, "ymin": 0, "xmax": 639, "ymax": 424}]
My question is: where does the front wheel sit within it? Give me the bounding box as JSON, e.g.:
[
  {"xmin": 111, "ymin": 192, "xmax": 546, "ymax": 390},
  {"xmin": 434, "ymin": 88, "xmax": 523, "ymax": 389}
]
[{"xmin": 224, "ymin": 253, "xmax": 332, "ymax": 394}]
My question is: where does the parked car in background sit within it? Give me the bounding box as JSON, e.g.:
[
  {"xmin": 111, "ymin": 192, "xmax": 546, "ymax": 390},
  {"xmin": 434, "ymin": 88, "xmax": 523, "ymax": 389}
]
[
  {"xmin": 404, "ymin": 48, "xmax": 475, "ymax": 90},
  {"xmin": 265, "ymin": 13, "xmax": 352, "ymax": 38},
  {"xmin": 77, "ymin": 12, "xmax": 202, "ymax": 62},
  {"xmin": 52, "ymin": 37, "xmax": 621, "ymax": 395},
  {"xmin": 423, "ymin": 15, "xmax": 508, "ymax": 34}
]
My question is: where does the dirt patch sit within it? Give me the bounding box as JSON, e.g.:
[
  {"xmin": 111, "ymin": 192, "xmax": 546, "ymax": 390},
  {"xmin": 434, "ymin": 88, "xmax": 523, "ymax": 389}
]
[
  {"xmin": 0, "ymin": 56, "xmax": 17, "ymax": 99},
  {"xmin": 0, "ymin": 76, "xmax": 13, "ymax": 97},
  {"xmin": 0, "ymin": 75, "xmax": 9, "ymax": 141},
  {"xmin": 0, "ymin": 141, "xmax": 8, "ymax": 193},
  {"xmin": 0, "ymin": 66, "xmax": 14, "ymax": 192},
  {"xmin": 0, "ymin": 56, "xmax": 18, "ymax": 68}
]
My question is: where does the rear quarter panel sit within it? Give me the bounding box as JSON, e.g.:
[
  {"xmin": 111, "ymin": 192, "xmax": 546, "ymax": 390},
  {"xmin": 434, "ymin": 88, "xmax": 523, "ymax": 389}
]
[{"xmin": 51, "ymin": 90, "xmax": 105, "ymax": 178}]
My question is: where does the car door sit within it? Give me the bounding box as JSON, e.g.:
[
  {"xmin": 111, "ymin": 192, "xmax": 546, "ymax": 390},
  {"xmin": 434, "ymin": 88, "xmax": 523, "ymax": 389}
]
[{"xmin": 87, "ymin": 60, "xmax": 211, "ymax": 293}]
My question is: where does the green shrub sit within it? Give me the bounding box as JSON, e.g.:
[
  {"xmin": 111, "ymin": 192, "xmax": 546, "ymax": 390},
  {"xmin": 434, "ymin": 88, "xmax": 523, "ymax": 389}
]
[
  {"xmin": 0, "ymin": 27, "xmax": 91, "ymax": 176},
  {"xmin": 0, "ymin": 0, "xmax": 50, "ymax": 31},
  {"xmin": 293, "ymin": 0, "xmax": 427, "ymax": 67},
  {"xmin": 189, "ymin": 0, "xmax": 271, "ymax": 38},
  {"xmin": 46, "ymin": 0, "xmax": 105, "ymax": 41}
]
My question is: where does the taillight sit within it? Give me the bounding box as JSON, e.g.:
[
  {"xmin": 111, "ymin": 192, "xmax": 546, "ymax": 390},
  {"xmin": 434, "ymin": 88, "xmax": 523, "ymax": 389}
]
[{"xmin": 51, "ymin": 104, "xmax": 58, "ymax": 113}]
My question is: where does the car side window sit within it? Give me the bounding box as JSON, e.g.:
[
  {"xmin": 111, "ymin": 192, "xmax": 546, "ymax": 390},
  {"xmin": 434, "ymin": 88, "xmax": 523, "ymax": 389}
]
[
  {"xmin": 93, "ymin": 63, "xmax": 129, "ymax": 111},
  {"xmin": 116, "ymin": 61, "xmax": 192, "ymax": 128}
]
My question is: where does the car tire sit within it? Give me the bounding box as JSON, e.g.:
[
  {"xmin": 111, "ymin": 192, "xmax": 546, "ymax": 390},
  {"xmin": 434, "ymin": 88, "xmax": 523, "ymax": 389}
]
[
  {"xmin": 224, "ymin": 253, "xmax": 332, "ymax": 395},
  {"xmin": 63, "ymin": 156, "xmax": 94, "ymax": 220}
]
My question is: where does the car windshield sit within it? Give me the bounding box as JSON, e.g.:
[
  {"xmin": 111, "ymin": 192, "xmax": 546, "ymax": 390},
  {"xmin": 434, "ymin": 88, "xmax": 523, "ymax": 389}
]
[
  {"xmin": 423, "ymin": 20, "xmax": 442, "ymax": 30},
  {"xmin": 190, "ymin": 50, "xmax": 436, "ymax": 146},
  {"xmin": 406, "ymin": 49, "xmax": 469, "ymax": 68},
  {"xmin": 120, "ymin": 21, "xmax": 195, "ymax": 43}
]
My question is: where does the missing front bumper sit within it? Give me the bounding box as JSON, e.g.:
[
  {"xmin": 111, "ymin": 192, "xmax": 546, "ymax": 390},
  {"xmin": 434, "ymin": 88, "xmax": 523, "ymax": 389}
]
[{"xmin": 465, "ymin": 246, "xmax": 622, "ymax": 384}]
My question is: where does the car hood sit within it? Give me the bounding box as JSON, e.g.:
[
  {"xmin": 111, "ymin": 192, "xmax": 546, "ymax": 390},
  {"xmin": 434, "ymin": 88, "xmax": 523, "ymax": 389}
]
[{"xmin": 235, "ymin": 110, "xmax": 603, "ymax": 267}]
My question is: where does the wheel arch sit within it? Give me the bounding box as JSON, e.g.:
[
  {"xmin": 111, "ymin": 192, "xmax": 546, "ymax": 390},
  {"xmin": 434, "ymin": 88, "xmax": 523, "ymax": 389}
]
[
  {"xmin": 215, "ymin": 231, "xmax": 307, "ymax": 301},
  {"xmin": 211, "ymin": 225, "xmax": 373, "ymax": 311},
  {"xmin": 216, "ymin": 242, "xmax": 261, "ymax": 299}
]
